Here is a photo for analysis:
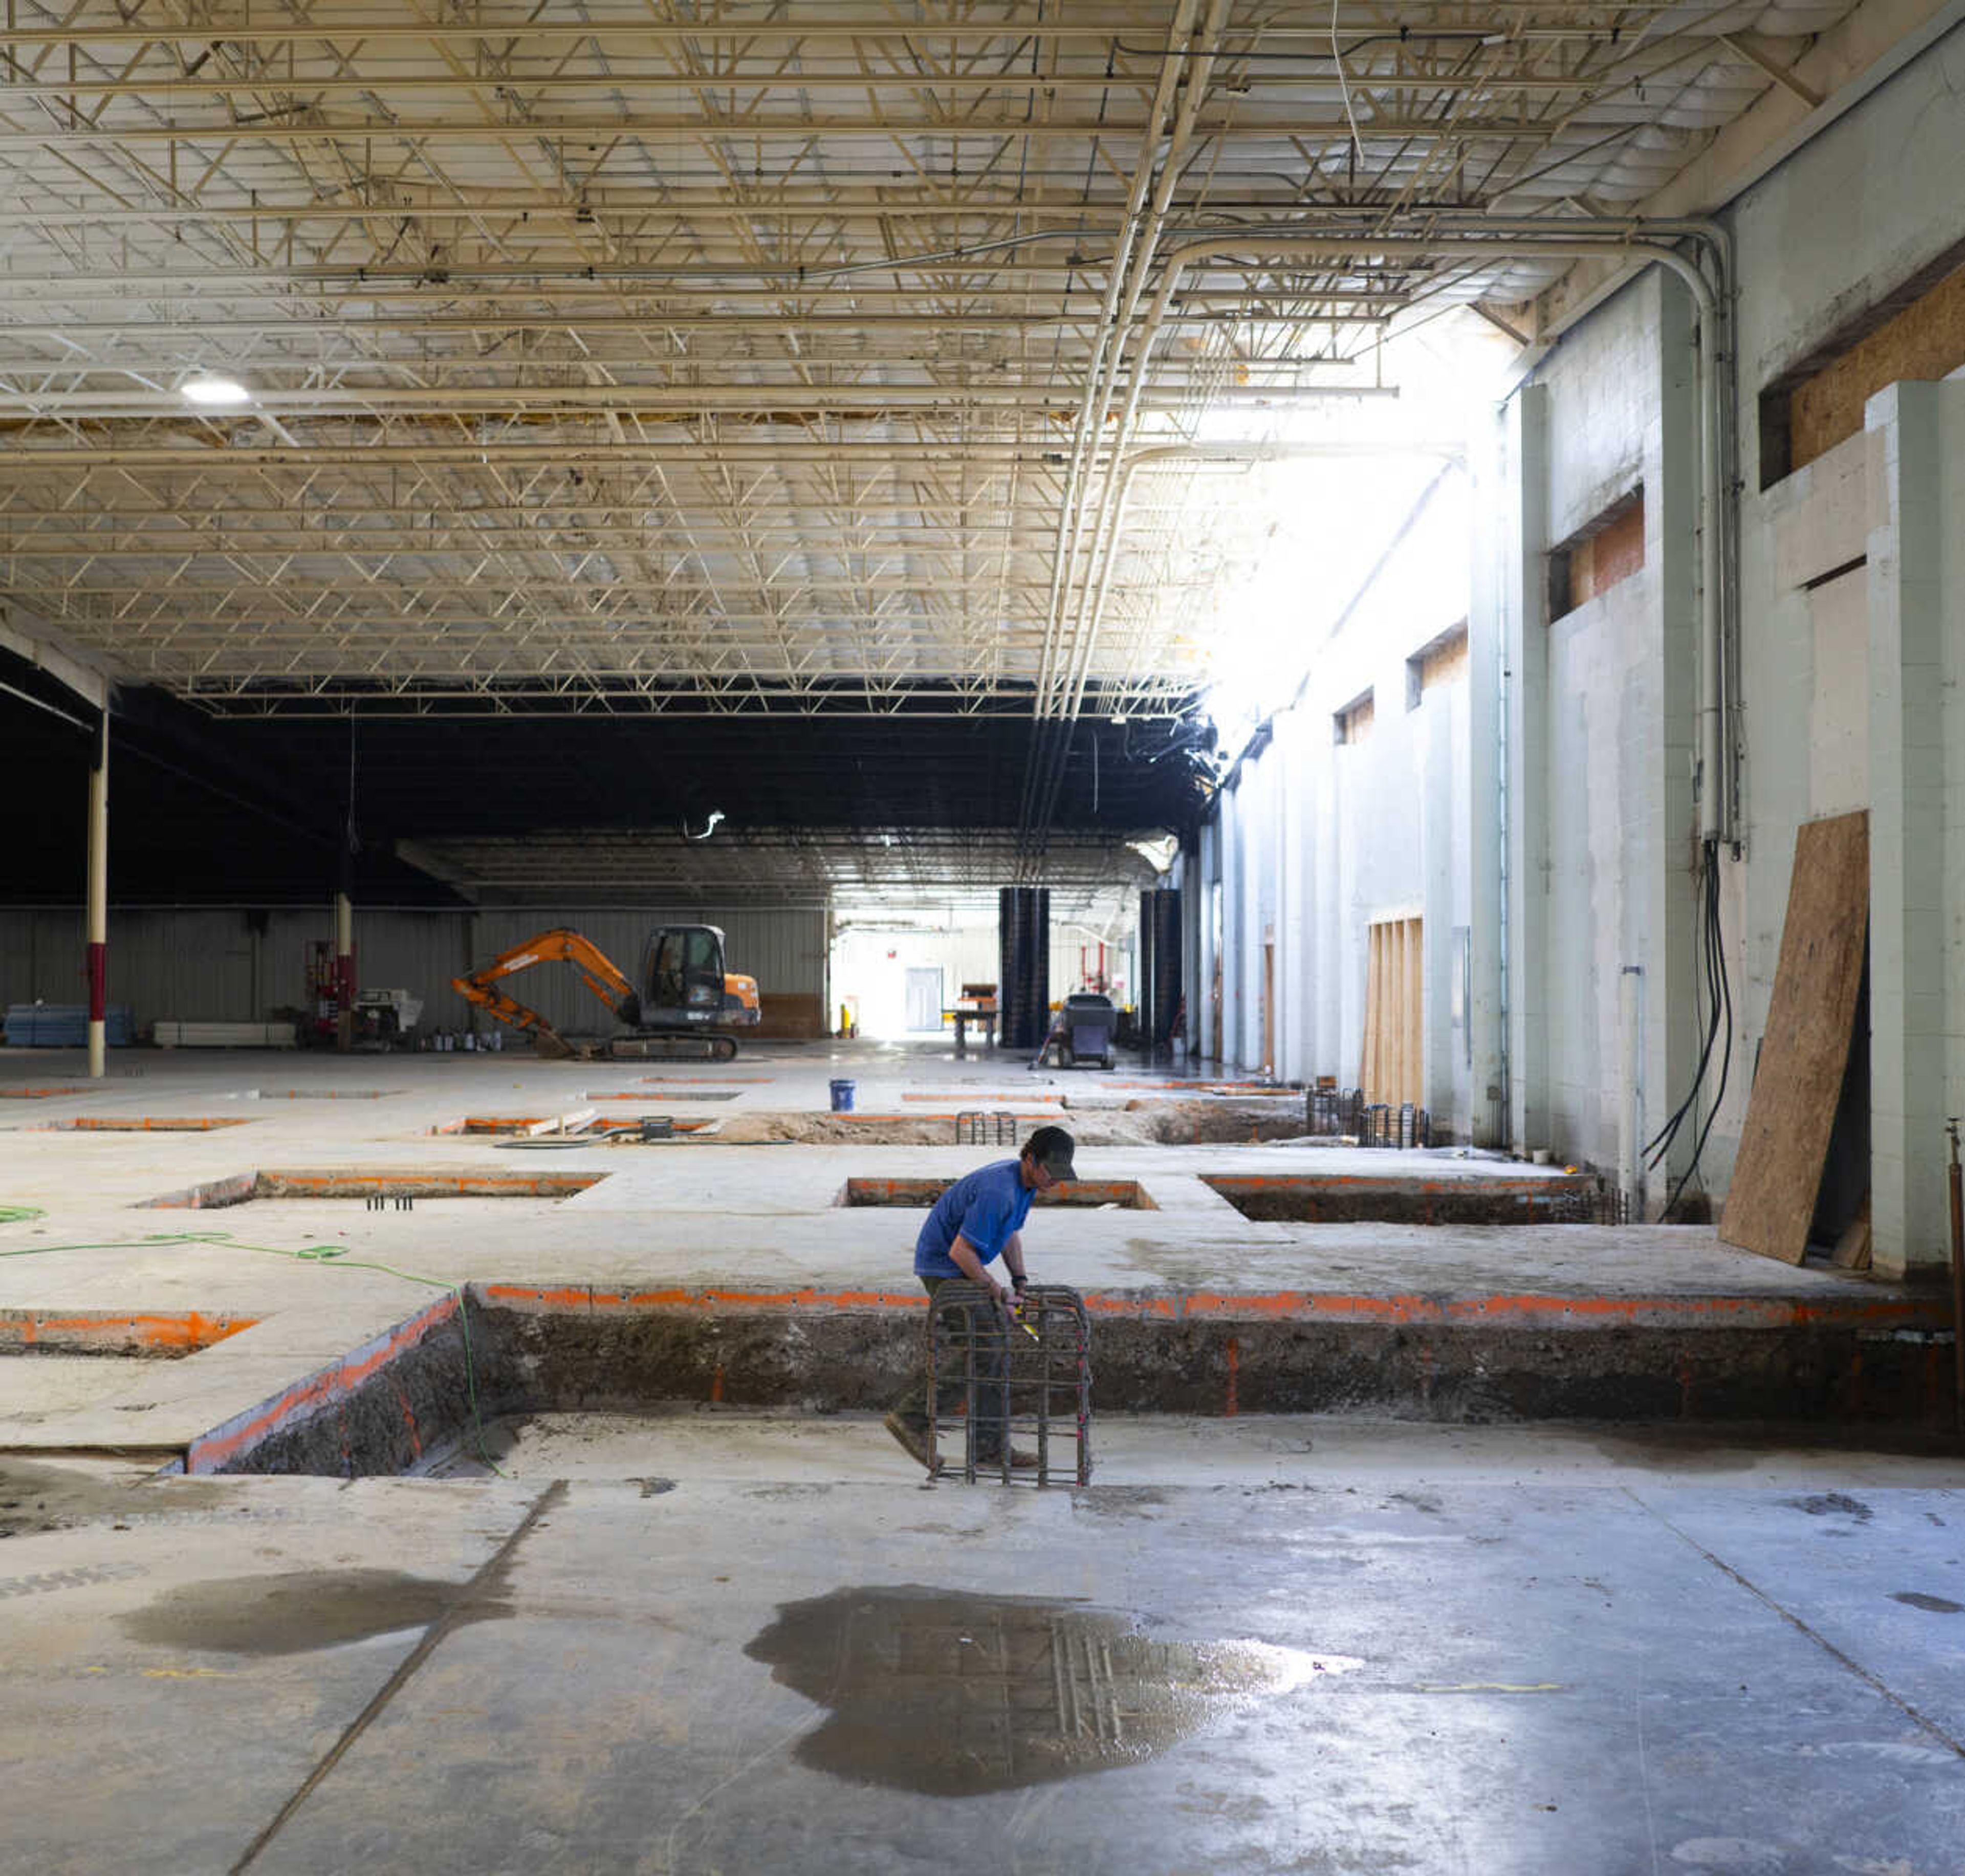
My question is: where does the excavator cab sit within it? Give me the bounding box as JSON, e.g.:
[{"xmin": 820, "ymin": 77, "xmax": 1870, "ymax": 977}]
[{"xmin": 642, "ymin": 925, "xmax": 737, "ymax": 1026}]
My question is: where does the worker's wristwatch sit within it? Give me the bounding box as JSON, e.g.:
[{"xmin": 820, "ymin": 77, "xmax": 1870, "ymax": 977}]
[{"xmin": 1010, "ymin": 1273, "xmax": 1028, "ymax": 1293}]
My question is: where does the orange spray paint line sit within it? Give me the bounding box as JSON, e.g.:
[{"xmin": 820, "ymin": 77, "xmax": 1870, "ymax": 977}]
[
  {"xmin": 1225, "ymin": 1337, "xmax": 1239, "ymax": 1418},
  {"xmin": 710, "ymin": 1363, "xmax": 725, "ymax": 1403}
]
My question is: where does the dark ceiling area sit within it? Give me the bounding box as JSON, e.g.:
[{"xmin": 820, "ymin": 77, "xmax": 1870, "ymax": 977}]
[{"xmin": 1, "ymin": 665, "xmax": 1215, "ymax": 905}]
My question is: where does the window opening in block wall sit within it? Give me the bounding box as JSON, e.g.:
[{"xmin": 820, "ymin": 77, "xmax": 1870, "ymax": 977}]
[
  {"xmin": 1547, "ymin": 488, "xmax": 1644, "ymax": 623},
  {"xmin": 1759, "ymin": 244, "xmax": 1965, "ymax": 488},
  {"xmin": 1405, "ymin": 622, "xmax": 1469, "ymax": 709},
  {"xmin": 1360, "ymin": 914, "xmax": 1423, "ymax": 1109},
  {"xmin": 1333, "ymin": 689, "xmax": 1374, "ymax": 745}
]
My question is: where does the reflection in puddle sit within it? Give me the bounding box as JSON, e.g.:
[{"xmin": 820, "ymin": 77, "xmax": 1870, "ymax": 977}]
[{"xmin": 745, "ymin": 1584, "xmax": 1360, "ymax": 1794}]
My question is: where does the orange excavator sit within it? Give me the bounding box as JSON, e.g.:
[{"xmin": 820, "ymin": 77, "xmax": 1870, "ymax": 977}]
[{"xmin": 450, "ymin": 925, "xmax": 761, "ymax": 1060}]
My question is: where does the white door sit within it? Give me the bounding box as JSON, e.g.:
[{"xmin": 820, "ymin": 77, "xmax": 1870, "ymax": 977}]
[{"xmin": 904, "ymin": 967, "xmax": 943, "ymax": 1032}]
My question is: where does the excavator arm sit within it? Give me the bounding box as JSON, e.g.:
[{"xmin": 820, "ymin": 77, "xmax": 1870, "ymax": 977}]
[{"xmin": 449, "ymin": 928, "xmax": 642, "ymax": 1059}]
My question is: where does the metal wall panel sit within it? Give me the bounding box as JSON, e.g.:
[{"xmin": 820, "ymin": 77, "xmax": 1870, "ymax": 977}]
[
  {"xmin": 0, "ymin": 911, "xmax": 53, "ymax": 1009},
  {"xmin": 113, "ymin": 909, "xmax": 258, "ymax": 1024},
  {"xmin": 349, "ymin": 911, "xmax": 474, "ymax": 1028},
  {"xmin": 1, "ymin": 902, "xmax": 823, "ymax": 1037},
  {"xmin": 2, "ymin": 907, "xmax": 260, "ymax": 1024}
]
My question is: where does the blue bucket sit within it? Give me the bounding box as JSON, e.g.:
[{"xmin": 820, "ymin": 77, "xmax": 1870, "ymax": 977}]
[{"xmin": 828, "ymin": 1078, "xmax": 857, "ymax": 1114}]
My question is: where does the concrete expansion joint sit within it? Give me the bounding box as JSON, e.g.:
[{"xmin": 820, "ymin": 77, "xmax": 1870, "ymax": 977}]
[
  {"xmin": 1629, "ymin": 1492, "xmax": 1965, "ymax": 1768},
  {"xmin": 228, "ymin": 1480, "xmax": 565, "ymax": 1874}
]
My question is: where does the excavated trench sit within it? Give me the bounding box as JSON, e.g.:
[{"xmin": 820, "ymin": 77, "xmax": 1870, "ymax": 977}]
[
  {"xmin": 140, "ymin": 1168, "xmax": 609, "ymax": 1208},
  {"xmin": 36, "ymin": 1116, "xmax": 254, "ymax": 1132},
  {"xmin": 2, "ymin": 1309, "xmax": 257, "ymax": 1358},
  {"xmin": 616, "ymin": 1099, "xmax": 1334, "ymax": 1148},
  {"xmin": 839, "ymin": 1177, "xmax": 1154, "ymax": 1209},
  {"xmin": 184, "ymin": 1283, "xmax": 1960, "ymax": 1478},
  {"xmin": 1204, "ymin": 1172, "xmax": 1610, "ymax": 1226}
]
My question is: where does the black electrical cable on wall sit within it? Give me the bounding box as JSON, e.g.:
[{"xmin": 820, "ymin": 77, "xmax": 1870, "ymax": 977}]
[{"xmin": 1643, "ymin": 836, "xmax": 1733, "ymax": 1219}]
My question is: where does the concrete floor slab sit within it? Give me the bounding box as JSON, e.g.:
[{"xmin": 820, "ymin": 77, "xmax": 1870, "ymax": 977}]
[
  {"xmin": 0, "ymin": 1462, "xmax": 541, "ymax": 1874},
  {"xmin": 6, "ymin": 1446, "xmax": 1958, "ymax": 1874},
  {"xmin": 0, "ymin": 1040, "xmax": 1948, "ymax": 1461},
  {"xmin": 2, "ymin": 1391, "xmax": 1961, "ymax": 1876},
  {"xmin": 0, "ymin": 1356, "xmax": 155, "ymax": 1421},
  {"xmin": 434, "ymin": 1407, "xmax": 1965, "ymax": 1492}
]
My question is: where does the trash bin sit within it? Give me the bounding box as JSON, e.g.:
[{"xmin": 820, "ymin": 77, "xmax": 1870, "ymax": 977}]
[
  {"xmin": 829, "ymin": 1078, "xmax": 857, "ymax": 1112},
  {"xmin": 1062, "ymin": 993, "xmax": 1116, "ymax": 1068}
]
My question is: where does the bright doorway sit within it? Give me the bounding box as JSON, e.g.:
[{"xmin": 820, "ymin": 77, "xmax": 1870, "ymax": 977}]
[{"xmin": 904, "ymin": 967, "xmax": 945, "ymax": 1033}]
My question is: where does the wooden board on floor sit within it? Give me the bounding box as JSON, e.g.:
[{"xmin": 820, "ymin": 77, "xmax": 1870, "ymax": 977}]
[
  {"xmin": 1831, "ymin": 1197, "xmax": 1873, "ymax": 1272},
  {"xmin": 1719, "ymin": 810, "xmax": 1869, "ymax": 1265}
]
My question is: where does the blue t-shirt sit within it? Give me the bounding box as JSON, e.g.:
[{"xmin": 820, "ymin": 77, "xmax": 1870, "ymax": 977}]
[{"xmin": 914, "ymin": 1159, "xmax": 1034, "ymax": 1279}]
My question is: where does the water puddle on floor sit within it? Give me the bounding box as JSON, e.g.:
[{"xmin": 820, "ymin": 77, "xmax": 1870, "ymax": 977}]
[
  {"xmin": 745, "ymin": 1583, "xmax": 1359, "ymax": 1794},
  {"xmin": 120, "ymin": 1567, "xmax": 510, "ymax": 1655}
]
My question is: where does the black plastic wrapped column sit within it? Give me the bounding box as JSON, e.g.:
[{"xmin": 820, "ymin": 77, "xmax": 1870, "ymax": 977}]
[
  {"xmin": 997, "ymin": 886, "xmax": 1052, "ymax": 1050},
  {"xmin": 1140, "ymin": 887, "xmax": 1183, "ymax": 1046}
]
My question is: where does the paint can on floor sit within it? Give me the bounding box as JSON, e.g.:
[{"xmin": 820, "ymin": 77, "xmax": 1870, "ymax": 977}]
[{"xmin": 829, "ymin": 1078, "xmax": 856, "ymax": 1113}]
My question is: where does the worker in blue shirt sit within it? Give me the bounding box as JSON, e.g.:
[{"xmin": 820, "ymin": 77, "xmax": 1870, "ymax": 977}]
[{"xmin": 885, "ymin": 1125, "xmax": 1076, "ymax": 1472}]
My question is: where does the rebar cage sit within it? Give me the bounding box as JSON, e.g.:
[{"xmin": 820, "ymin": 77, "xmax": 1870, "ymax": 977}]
[
  {"xmin": 955, "ymin": 1110, "xmax": 1020, "ymax": 1147},
  {"xmin": 926, "ymin": 1281, "xmax": 1092, "ymax": 1486}
]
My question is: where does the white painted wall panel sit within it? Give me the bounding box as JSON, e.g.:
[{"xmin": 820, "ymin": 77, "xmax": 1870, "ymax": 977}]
[
  {"xmin": 1544, "ymin": 579, "xmax": 1653, "ymax": 1167},
  {"xmin": 1197, "ymin": 474, "xmax": 1473, "ymax": 1132},
  {"xmin": 1807, "ymin": 571, "xmax": 1872, "ymax": 818}
]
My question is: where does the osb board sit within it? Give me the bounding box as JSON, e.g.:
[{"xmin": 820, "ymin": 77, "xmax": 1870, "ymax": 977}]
[
  {"xmin": 1791, "ymin": 260, "xmax": 1965, "ymax": 471},
  {"xmin": 1831, "ymin": 1197, "xmax": 1872, "ymax": 1273},
  {"xmin": 1720, "ymin": 811, "xmax": 1869, "ymax": 1265},
  {"xmin": 1568, "ymin": 493, "xmax": 1646, "ymax": 609}
]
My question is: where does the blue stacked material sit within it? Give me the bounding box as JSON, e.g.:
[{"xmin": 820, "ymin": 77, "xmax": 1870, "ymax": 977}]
[{"xmin": 3, "ymin": 1004, "xmax": 136, "ymax": 1046}]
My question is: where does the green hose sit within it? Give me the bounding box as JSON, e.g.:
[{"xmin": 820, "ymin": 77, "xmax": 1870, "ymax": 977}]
[{"xmin": 0, "ymin": 1220, "xmax": 505, "ymax": 1475}]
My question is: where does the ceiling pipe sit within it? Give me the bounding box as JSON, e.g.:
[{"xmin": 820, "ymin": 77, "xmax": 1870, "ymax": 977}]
[
  {"xmin": 0, "ymin": 383, "xmax": 1393, "ymax": 417},
  {"xmin": 1016, "ymin": 0, "xmax": 1208, "ymax": 856},
  {"xmin": 1030, "ymin": 0, "xmax": 1204, "ymax": 735},
  {"xmin": 0, "ymin": 111, "xmax": 1555, "ymax": 151},
  {"xmin": 0, "ymin": 17, "xmax": 1825, "ymax": 50},
  {"xmin": 1022, "ymin": 0, "xmax": 1232, "ymax": 861},
  {"xmin": 1041, "ymin": 228, "xmax": 1731, "ymax": 844},
  {"xmin": 0, "ymin": 66, "xmax": 1654, "ymax": 101}
]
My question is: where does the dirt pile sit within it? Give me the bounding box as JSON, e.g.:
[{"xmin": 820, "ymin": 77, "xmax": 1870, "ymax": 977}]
[{"xmin": 692, "ymin": 1098, "xmax": 1323, "ymax": 1148}]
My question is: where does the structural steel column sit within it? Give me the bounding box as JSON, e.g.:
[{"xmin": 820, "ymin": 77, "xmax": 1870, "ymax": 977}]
[
  {"xmin": 85, "ymin": 710, "xmax": 108, "ymax": 1080},
  {"xmin": 1195, "ymin": 821, "xmax": 1219, "ymax": 1064}
]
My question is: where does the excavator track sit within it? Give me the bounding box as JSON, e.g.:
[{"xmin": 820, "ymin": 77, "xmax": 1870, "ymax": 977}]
[{"xmin": 606, "ymin": 1033, "xmax": 741, "ymax": 1062}]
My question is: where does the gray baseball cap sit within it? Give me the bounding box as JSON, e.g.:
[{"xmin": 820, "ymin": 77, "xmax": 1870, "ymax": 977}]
[{"xmin": 1023, "ymin": 1125, "xmax": 1077, "ymax": 1181}]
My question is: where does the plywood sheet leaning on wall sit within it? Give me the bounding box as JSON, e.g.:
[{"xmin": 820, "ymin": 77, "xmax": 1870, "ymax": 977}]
[{"xmin": 1720, "ymin": 811, "xmax": 1869, "ymax": 1265}]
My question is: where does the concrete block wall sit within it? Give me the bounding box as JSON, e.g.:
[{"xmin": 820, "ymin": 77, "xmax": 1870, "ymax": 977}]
[
  {"xmin": 1714, "ymin": 25, "xmax": 1965, "ymax": 1272},
  {"xmin": 1454, "ymin": 20, "xmax": 1965, "ymax": 1262},
  {"xmin": 1191, "ymin": 475, "xmax": 1474, "ymax": 1137},
  {"xmin": 1495, "ymin": 271, "xmax": 1705, "ymax": 1199},
  {"xmin": 1189, "ymin": 24, "xmax": 1965, "ymax": 1247}
]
